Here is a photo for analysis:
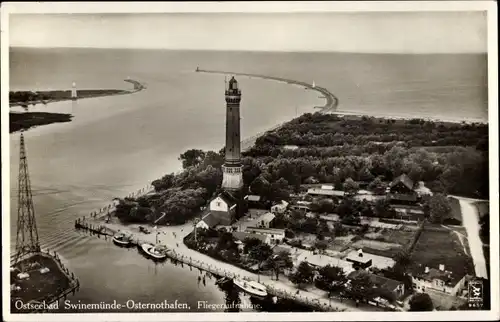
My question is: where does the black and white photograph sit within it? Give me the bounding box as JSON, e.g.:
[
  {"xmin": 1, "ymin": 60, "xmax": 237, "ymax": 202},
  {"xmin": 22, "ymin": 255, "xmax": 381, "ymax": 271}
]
[{"xmin": 1, "ymin": 2, "xmax": 498, "ymax": 321}]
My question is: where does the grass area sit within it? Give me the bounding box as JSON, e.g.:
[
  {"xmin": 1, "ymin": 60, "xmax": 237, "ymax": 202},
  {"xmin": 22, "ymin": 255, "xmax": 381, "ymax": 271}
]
[
  {"xmin": 410, "ymin": 228, "xmax": 474, "ymax": 278},
  {"xmin": 11, "ymin": 254, "xmax": 71, "ymax": 307}
]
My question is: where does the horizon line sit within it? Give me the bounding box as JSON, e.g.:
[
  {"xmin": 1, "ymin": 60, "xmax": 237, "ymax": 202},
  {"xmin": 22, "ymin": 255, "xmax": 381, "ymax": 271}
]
[{"xmin": 9, "ymin": 46, "xmax": 488, "ymax": 55}]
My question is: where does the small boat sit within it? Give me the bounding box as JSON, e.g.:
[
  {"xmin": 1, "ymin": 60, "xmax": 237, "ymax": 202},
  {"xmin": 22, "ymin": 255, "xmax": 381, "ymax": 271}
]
[
  {"xmin": 215, "ymin": 276, "xmax": 232, "ymax": 286},
  {"xmin": 233, "ymin": 278, "xmax": 268, "ymax": 298},
  {"xmin": 140, "ymin": 243, "xmax": 168, "ymax": 260},
  {"xmin": 112, "ymin": 233, "xmax": 132, "ymax": 247}
]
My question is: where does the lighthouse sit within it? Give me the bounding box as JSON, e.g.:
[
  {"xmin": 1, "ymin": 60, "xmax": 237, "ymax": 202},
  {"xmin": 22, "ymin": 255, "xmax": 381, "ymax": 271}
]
[
  {"xmin": 71, "ymin": 82, "xmax": 77, "ymax": 100},
  {"xmin": 222, "ymin": 76, "xmax": 243, "ymax": 191}
]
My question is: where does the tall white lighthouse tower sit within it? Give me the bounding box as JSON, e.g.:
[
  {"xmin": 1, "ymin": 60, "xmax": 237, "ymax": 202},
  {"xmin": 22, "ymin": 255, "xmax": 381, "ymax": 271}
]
[
  {"xmin": 221, "ymin": 77, "xmax": 243, "ymax": 191},
  {"xmin": 71, "ymin": 82, "xmax": 77, "ymax": 100}
]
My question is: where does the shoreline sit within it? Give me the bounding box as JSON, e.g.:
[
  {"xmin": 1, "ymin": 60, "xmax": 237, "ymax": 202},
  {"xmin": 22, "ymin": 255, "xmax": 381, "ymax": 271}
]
[
  {"xmin": 9, "ymin": 79, "xmax": 146, "ymax": 108},
  {"xmin": 9, "ymin": 79, "xmax": 146, "ymax": 133}
]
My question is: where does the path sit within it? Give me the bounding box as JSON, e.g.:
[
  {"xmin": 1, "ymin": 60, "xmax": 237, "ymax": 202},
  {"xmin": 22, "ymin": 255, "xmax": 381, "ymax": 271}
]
[
  {"xmin": 98, "ymin": 219, "xmax": 376, "ymax": 312},
  {"xmin": 456, "ymin": 199, "xmax": 488, "ymax": 278}
]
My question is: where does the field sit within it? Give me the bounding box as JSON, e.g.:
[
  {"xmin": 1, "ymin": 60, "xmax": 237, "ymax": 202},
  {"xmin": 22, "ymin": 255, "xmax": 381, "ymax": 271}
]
[{"xmin": 409, "ymin": 228, "xmax": 474, "ymax": 278}]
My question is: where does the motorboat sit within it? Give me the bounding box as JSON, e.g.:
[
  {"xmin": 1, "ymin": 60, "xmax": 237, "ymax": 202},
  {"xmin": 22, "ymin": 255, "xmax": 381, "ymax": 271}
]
[
  {"xmin": 140, "ymin": 243, "xmax": 168, "ymax": 260},
  {"xmin": 112, "ymin": 232, "xmax": 133, "ymax": 247},
  {"xmin": 233, "ymin": 278, "xmax": 268, "ymax": 298}
]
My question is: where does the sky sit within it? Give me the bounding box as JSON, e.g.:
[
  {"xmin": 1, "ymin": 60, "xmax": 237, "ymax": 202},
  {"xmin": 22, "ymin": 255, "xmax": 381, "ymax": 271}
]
[{"xmin": 8, "ymin": 12, "xmax": 487, "ymax": 53}]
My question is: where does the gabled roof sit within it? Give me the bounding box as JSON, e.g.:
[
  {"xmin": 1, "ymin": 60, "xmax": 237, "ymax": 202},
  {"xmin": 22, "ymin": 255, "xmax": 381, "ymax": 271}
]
[
  {"xmin": 389, "ymin": 174, "xmax": 414, "ymax": 190},
  {"xmin": 347, "ymin": 270, "xmax": 403, "ymax": 292},
  {"xmin": 217, "ymin": 191, "xmax": 238, "ymax": 207},
  {"xmin": 198, "ymin": 212, "xmax": 220, "ymax": 228}
]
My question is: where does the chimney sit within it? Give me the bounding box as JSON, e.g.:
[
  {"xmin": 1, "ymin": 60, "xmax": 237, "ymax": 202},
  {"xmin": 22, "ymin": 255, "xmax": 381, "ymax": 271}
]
[
  {"xmin": 425, "ymin": 267, "xmax": 430, "ymax": 273},
  {"xmin": 358, "ymin": 249, "xmax": 363, "ymax": 257},
  {"xmin": 439, "ymin": 264, "xmax": 445, "ymax": 271}
]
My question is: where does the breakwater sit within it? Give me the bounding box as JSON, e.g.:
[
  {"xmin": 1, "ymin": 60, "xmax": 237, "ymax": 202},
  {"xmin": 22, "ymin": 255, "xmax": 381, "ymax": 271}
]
[{"xmin": 196, "ymin": 69, "xmax": 339, "ymax": 112}]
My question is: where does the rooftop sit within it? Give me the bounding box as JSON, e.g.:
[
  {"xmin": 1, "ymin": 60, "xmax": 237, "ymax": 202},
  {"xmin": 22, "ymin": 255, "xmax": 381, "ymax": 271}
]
[
  {"xmin": 199, "ymin": 212, "xmax": 220, "ymax": 228},
  {"xmin": 217, "ymin": 191, "xmax": 238, "ymax": 207},
  {"xmin": 345, "ymin": 250, "xmax": 395, "ymax": 269},
  {"xmin": 296, "ymin": 252, "xmax": 354, "ymax": 274},
  {"xmin": 412, "ymin": 266, "xmax": 465, "ymax": 286},
  {"xmin": 348, "ymin": 270, "xmax": 403, "ymax": 292},
  {"xmin": 245, "ymin": 227, "xmax": 285, "ymax": 235},
  {"xmin": 389, "ymin": 174, "xmax": 414, "ymax": 190},
  {"xmin": 245, "ymin": 195, "xmax": 262, "ymax": 202},
  {"xmin": 250, "ymin": 212, "xmax": 276, "ymax": 227},
  {"xmin": 307, "ymin": 188, "xmax": 345, "ymax": 197},
  {"xmin": 232, "ymin": 231, "xmax": 268, "ymax": 244}
]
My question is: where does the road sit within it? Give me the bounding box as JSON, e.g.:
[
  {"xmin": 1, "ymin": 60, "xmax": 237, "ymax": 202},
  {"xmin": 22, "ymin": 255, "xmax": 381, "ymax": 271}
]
[{"xmin": 455, "ymin": 198, "xmax": 488, "ymax": 278}]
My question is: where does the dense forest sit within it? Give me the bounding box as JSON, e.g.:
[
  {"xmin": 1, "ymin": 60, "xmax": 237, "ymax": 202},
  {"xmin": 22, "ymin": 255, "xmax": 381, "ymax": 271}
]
[{"xmin": 116, "ymin": 112, "xmax": 488, "ymax": 225}]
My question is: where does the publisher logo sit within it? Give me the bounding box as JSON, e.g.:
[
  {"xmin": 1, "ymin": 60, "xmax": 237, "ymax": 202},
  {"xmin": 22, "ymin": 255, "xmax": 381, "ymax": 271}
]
[{"xmin": 468, "ymin": 279, "xmax": 483, "ymax": 308}]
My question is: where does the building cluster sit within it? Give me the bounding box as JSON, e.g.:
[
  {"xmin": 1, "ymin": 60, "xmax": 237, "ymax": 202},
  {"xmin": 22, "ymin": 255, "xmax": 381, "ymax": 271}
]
[{"xmin": 192, "ymin": 76, "xmax": 472, "ymax": 310}]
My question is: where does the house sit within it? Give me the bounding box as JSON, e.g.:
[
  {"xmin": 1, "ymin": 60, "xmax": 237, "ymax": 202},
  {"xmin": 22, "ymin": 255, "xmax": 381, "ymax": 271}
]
[
  {"xmin": 410, "ymin": 264, "xmax": 468, "ymax": 296},
  {"xmin": 345, "ymin": 249, "xmax": 372, "ymax": 269},
  {"xmin": 289, "ymin": 201, "xmax": 312, "ymax": 212},
  {"xmin": 347, "ymin": 270, "xmax": 405, "ymax": 300},
  {"xmin": 245, "ymin": 227, "xmax": 285, "ymax": 244},
  {"xmin": 390, "ymin": 204, "xmax": 425, "ymax": 221},
  {"xmin": 387, "ymin": 174, "xmax": 418, "ymax": 205},
  {"xmin": 307, "ymin": 188, "xmax": 345, "ymax": 199},
  {"xmin": 345, "ymin": 249, "xmax": 395, "ymax": 270},
  {"xmin": 296, "ymin": 252, "xmax": 355, "ymax": 275},
  {"xmin": 250, "ymin": 212, "xmax": 276, "ymax": 228},
  {"xmin": 244, "ymin": 194, "xmax": 269, "ymax": 209},
  {"xmin": 271, "ymin": 200, "xmax": 289, "ymax": 214},
  {"xmin": 209, "ymin": 191, "xmax": 238, "ymax": 226},
  {"xmin": 196, "ymin": 212, "xmax": 223, "ymax": 230},
  {"xmin": 232, "ymin": 231, "xmax": 269, "ymax": 245}
]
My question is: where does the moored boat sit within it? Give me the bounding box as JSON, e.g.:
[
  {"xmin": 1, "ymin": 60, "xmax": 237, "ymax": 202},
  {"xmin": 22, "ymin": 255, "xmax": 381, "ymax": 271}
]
[
  {"xmin": 140, "ymin": 243, "xmax": 168, "ymax": 260},
  {"xmin": 112, "ymin": 233, "xmax": 132, "ymax": 247},
  {"xmin": 233, "ymin": 278, "xmax": 268, "ymax": 298}
]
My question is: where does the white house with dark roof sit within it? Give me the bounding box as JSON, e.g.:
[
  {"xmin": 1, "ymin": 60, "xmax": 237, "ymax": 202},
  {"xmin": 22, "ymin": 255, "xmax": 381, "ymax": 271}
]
[
  {"xmin": 410, "ymin": 264, "xmax": 469, "ymax": 296},
  {"xmin": 209, "ymin": 191, "xmax": 238, "ymax": 226}
]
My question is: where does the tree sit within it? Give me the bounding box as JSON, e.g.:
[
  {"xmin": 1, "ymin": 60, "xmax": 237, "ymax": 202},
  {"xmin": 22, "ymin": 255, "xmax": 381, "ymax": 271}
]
[
  {"xmin": 368, "ymin": 176, "xmax": 386, "ymax": 194},
  {"xmin": 394, "ymin": 249, "xmax": 412, "ymax": 268},
  {"xmin": 243, "ymin": 237, "xmax": 263, "ymax": 254},
  {"xmin": 314, "ymin": 240, "xmax": 329, "ymax": 254},
  {"xmin": 343, "ymin": 177, "xmax": 359, "ymax": 195},
  {"xmin": 270, "ymin": 250, "xmax": 294, "ymax": 280},
  {"xmin": 248, "ymin": 243, "xmax": 273, "ymax": 273},
  {"xmin": 179, "ymin": 149, "xmax": 206, "ymax": 169},
  {"xmin": 427, "ymin": 193, "xmax": 452, "ymax": 224},
  {"xmin": 315, "ymin": 265, "xmax": 347, "ymax": 293},
  {"xmin": 289, "ymin": 261, "xmax": 315, "ymax": 288},
  {"xmin": 409, "ymin": 293, "xmax": 434, "ymax": 311},
  {"xmin": 347, "ymin": 271, "xmax": 375, "ymax": 302}
]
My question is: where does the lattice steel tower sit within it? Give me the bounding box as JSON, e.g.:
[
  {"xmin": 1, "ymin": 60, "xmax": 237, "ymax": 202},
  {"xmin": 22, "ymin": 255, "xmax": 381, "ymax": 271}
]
[{"xmin": 14, "ymin": 133, "xmax": 40, "ymax": 264}]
